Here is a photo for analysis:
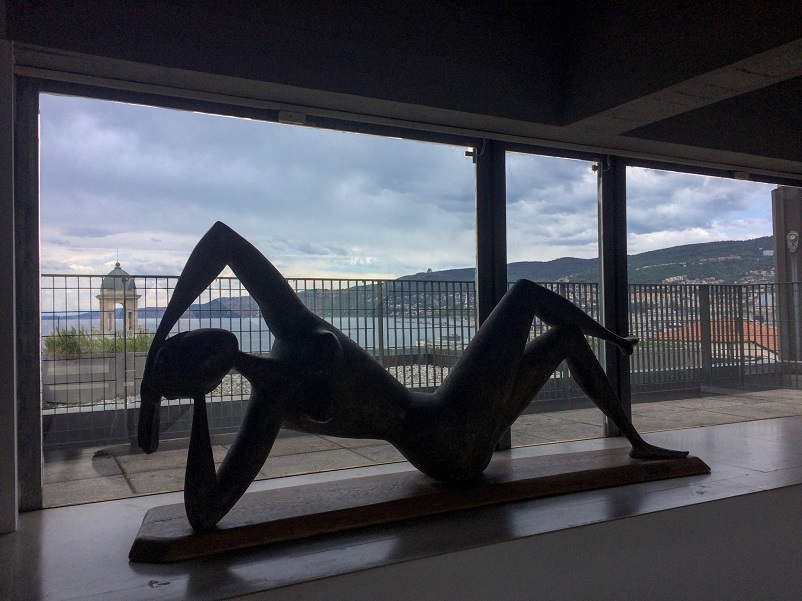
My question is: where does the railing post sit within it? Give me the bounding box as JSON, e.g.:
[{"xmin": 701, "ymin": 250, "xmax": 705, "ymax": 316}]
[
  {"xmin": 699, "ymin": 285, "xmax": 713, "ymax": 387},
  {"xmin": 376, "ymin": 281, "xmax": 385, "ymax": 366},
  {"xmin": 736, "ymin": 286, "xmax": 745, "ymax": 387},
  {"xmin": 122, "ymin": 275, "xmax": 129, "ymax": 440}
]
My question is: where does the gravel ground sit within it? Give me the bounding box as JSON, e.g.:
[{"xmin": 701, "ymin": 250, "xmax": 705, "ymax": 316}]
[
  {"xmin": 387, "ymin": 364, "xmax": 449, "ymax": 388},
  {"xmin": 47, "ymin": 364, "xmax": 450, "ymax": 411},
  {"xmin": 214, "ymin": 365, "xmax": 449, "ymax": 397}
]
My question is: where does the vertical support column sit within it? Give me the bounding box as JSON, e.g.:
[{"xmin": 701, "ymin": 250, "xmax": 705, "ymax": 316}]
[
  {"xmin": 475, "ymin": 140, "xmax": 507, "ymax": 324},
  {"xmin": 15, "ymin": 78, "xmax": 42, "ymax": 511},
  {"xmin": 474, "ymin": 140, "xmax": 510, "ymax": 449},
  {"xmin": 0, "ymin": 39, "xmax": 18, "ymax": 533},
  {"xmin": 597, "ymin": 156, "xmax": 631, "ymax": 437},
  {"xmin": 772, "ymin": 186, "xmax": 802, "ymax": 364}
]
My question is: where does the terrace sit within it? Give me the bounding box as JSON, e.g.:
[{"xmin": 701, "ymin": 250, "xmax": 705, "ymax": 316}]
[
  {"xmin": 43, "ymin": 389, "xmax": 802, "ymax": 507},
  {"xmin": 40, "ymin": 274, "xmax": 802, "ymax": 507}
]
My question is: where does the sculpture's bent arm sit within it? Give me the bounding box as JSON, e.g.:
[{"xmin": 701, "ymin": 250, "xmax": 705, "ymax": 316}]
[
  {"xmin": 139, "ymin": 222, "xmax": 318, "ymax": 452},
  {"xmin": 153, "ymin": 221, "xmax": 314, "ymax": 344},
  {"xmin": 136, "ymin": 326, "xmax": 290, "ymax": 530},
  {"xmin": 184, "ymin": 387, "xmax": 284, "ymax": 531}
]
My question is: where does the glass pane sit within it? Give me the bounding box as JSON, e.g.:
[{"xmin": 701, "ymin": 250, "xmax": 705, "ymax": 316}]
[
  {"xmin": 39, "ymin": 93, "xmax": 475, "ymax": 506},
  {"xmin": 505, "ymin": 153, "xmax": 605, "ymax": 448},
  {"xmin": 626, "ymin": 167, "xmax": 802, "ymax": 433}
]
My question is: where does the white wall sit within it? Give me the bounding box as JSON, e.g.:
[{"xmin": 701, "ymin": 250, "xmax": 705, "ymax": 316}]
[
  {"xmin": 0, "ymin": 38, "xmax": 18, "ymax": 535},
  {"xmin": 251, "ymin": 485, "xmax": 802, "ymax": 601}
]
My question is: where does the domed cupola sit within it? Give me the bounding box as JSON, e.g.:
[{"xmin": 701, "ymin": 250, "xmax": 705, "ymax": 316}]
[{"xmin": 96, "ymin": 263, "xmax": 141, "ymax": 334}]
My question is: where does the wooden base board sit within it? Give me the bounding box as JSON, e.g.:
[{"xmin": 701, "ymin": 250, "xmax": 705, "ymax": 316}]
[{"xmin": 129, "ymin": 450, "xmax": 710, "ymax": 563}]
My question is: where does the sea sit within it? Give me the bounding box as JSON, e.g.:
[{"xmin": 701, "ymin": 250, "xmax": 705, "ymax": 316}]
[{"xmin": 40, "ymin": 315, "xmax": 476, "ymax": 355}]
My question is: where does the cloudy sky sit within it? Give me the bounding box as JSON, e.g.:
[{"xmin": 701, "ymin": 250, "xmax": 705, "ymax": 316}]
[{"xmin": 40, "ymin": 93, "xmax": 776, "ymax": 280}]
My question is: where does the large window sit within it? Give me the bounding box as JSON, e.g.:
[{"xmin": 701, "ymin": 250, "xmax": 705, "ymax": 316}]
[
  {"xmin": 626, "ymin": 167, "xmax": 802, "ymax": 433},
  {"xmin": 505, "ymin": 152, "xmax": 605, "ymax": 447},
  {"xmin": 39, "ymin": 94, "xmax": 476, "ymax": 506},
  {"xmin": 30, "ymin": 91, "xmax": 802, "ymax": 511}
]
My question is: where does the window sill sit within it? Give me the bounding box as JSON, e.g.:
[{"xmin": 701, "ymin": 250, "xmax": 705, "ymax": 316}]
[{"xmin": 3, "ymin": 418, "xmax": 802, "ymax": 600}]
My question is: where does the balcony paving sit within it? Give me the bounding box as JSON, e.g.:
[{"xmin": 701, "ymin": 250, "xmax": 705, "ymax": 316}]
[{"xmin": 41, "ymin": 388, "xmax": 802, "ymax": 508}]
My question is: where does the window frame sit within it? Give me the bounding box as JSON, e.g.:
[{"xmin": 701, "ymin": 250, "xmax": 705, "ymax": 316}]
[{"xmin": 13, "ymin": 58, "xmax": 799, "ymax": 514}]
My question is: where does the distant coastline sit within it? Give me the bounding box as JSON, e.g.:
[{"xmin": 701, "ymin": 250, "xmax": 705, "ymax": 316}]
[
  {"xmin": 41, "ymin": 236, "xmax": 778, "ymax": 323},
  {"xmin": 402, "ymin": 235, "xmax": 775, "ymax": 285}
]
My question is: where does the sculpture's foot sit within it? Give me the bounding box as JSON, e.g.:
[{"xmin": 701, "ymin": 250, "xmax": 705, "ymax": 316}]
[
  {"xmin": 614, "ymin": 335, "xmax": 638, "ymax": 356},
  {"xmin": 629, "ymin": 442, "xmax": 689, "ymax": 460}
]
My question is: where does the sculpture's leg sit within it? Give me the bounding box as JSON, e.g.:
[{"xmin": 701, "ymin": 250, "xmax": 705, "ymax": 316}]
[
  {"xmin": 436, "ymin": 280, "xmax": 686, "ymax": 462},
  {"xmin": 530, "ymin": 326, "xmax": 687, "ymax": 459},
  {"xmin": 437, "ymin": 278, "xmax": 633, "ymax": 419},
  {"xmin": 505, "ymin": 279, "xmax": 636, "ymax": 353},
  {"xmin": 184, "ymin": 386, "xmax": 284, "ymax": 531}
]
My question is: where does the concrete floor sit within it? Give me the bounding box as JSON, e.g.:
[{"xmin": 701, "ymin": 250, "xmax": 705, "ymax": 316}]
[{"xmin": 42, "ymin": 389, "xmax": 802, "ymax": 507}]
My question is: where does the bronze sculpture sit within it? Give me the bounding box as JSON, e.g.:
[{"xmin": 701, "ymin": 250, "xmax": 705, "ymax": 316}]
[{"xmin": 138, "ymin": 222, "xmax": 688, "ymax": 532}]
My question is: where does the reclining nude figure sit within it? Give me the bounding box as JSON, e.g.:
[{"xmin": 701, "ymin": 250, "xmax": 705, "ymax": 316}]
[{"xmin": 138, "ymin": 222, "xmax": 688, "ymax": 531}]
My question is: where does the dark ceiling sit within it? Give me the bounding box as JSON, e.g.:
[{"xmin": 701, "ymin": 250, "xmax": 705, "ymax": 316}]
[{"xmin": 4, "ymin": 0, "xmax": 802, "ymax": 179}]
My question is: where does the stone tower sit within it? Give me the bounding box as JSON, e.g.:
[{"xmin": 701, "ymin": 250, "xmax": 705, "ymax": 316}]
[{"xmin": 96, "ymin": 262, "xmax": 141, "ymax": 335}]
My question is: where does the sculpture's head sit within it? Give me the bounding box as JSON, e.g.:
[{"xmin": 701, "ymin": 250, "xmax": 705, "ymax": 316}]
[
  {"xmin": 138, "ymin": 328, "xmax": 239, "ymax": 453},
  {"xmin": 151, "ymin": 329, "xmax": 240, "ymax": 399}
]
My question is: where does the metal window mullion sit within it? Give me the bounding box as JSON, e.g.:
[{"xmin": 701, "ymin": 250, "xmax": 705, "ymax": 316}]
[
  {"xmin": 0, "ymin": 40, "xmax": 17, "ymax": 533},
  {"xmin": 14, "ymin": 78, "xmax": 42, "ymax": 512},
  {"xmin": 476, "ymin": 140, "xmax": 508, "ymax": 448},
  {"xmin": 598, "ymin": 156, "xmax": 630, "ymax": 435}
]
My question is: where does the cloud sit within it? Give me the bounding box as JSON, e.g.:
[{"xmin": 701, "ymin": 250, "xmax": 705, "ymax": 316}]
[
  {"xmin": 39, "ymin": 95, "xmax": 777, "ymax": 280},
  {"xmin": 626, "ymin": 167, "xmax": 774, "ymax": 252},
  {"xmin": 506, "ymin": 153, "xmax": 599, "ymax": 261},
  {"xmin": 40, "ymin": 94, "xmax": 481, "ymax": 278}
]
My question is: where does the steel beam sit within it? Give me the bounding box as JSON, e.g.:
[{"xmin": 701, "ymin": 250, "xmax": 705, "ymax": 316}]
[
  {"xmin": 15, "ymin": 78, "xmax": 42, "ymax": 511},
  {"xmin": 475, "ymin": 139, "xmax": 510, "ymax": 449},
  {"xmin": 0, "ymin": 39, "xmax": 18, "ymax": 534},
  {"xmin": 597, "ymin": 156, "xmax": 631, "ymax": 436}
]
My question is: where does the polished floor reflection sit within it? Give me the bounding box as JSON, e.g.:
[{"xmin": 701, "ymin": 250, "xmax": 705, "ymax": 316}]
[
  {"xmin": 42, "ymin": 388, "xmax": 802, "ymax": 507},
  {"xmin": 6, "ymin": 414, "xmax": 802, "ymax": 601}
]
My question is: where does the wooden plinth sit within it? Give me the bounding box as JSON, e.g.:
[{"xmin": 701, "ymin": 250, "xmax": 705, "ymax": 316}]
[{"xmin": 129, "ymin": 450, "xmax": 710, "ymax": 563}]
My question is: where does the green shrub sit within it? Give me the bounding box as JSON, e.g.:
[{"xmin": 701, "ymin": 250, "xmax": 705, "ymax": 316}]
[
  {"xmin": 94, "ymin": 330, "xmax": 156, "ymax": 353},
  {"xmin": 44, "ymin": 326, "xmax": 93, "ymax": 356},
  {"xmin": 44, "ymin": 327, "xmax": 155, "ymax": 356}
]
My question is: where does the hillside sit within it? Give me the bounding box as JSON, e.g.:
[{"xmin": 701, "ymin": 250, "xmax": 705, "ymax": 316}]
[
  {"xmin": 401, "ymin": 236, "xmax": 775, "ymax": 285},
  {"xmin": 42, "ymin": 236, "xmax": 776, "ymax": 324}
]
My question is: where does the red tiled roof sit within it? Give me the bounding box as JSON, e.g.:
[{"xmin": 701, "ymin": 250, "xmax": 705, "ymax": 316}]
[{"xmin": 654, "ymin": 319, "xmax": 778, "ymax": 353}]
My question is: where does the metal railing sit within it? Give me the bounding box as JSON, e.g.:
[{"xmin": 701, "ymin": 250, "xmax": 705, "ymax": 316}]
[
  {"xmin": 40, "ymin": 275, "xmax": 802, "ymax": 449},
  {"xmin": 629, "ymin": 283, "xmax": 801, "ymax": 397}
]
